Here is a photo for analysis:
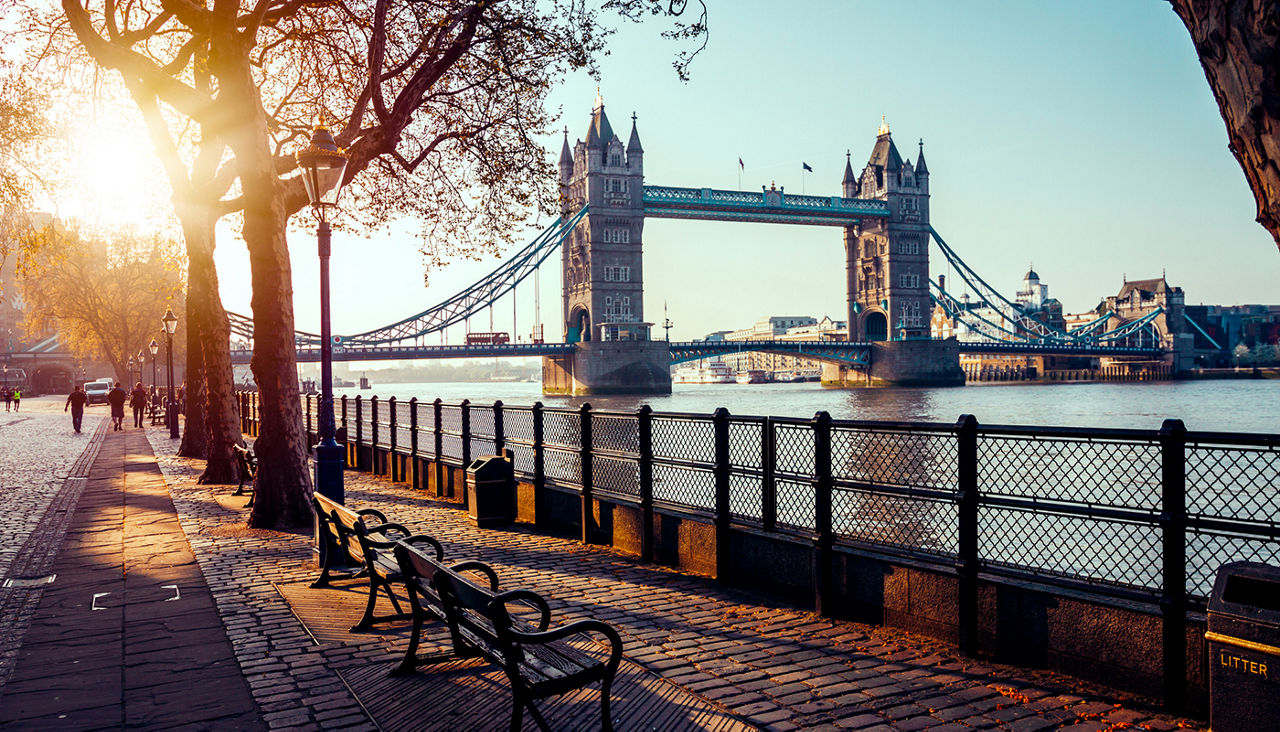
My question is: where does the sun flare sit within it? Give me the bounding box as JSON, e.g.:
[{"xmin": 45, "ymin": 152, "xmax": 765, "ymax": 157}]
[{"xmin": 54, "ymin": 111, "xmax": 172, "ymax": 230}]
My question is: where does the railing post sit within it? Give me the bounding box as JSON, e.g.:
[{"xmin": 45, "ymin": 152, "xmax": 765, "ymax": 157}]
[
  {"xmin": 460, "ymin": 397, "xmax": 472, "ymax": 475},
  {"xmin": 433, "ymin": 398, "xmax": 445, "ymax": 498},
  {"xmin": 388, "ymin": 397, "xmax": 398, "ymax": 481},
  {"xmin": 1159, "ymin": 418, "xmax": 1188, "ymax": 713},
  {"xmin": 305, "ymin": 394, "xmax": 314, "ymax": 444},
  {"xmin": 340, "ymin": 395, "xmax": 350, "ymax": 467},
  {"xmin": 579, "ymin": 402, "xmax": 594, "ymax": 544},
  {"xmin": 638, "ymin": 405, "xmax": 654, "ymax": 563},
  {"xmin": 812, "ymin": 411, "xmax": 833, "ymax": 614},
  {"xmin": 956, "ymin": 414, "xmax": 980, "ymax": 656},
  {"xmin": 409, "ymin": 397, "xmax": 420, "ymax": 490},
  {"xmin": 532, "ymin": 401, "xmax": 546, "ymax": 512},
  {"xmin": 493, "ymin": 400, "xmax": 505, "ymax": 455},
  {"xmin": 713, "ymin": 408, "xmax": 733, "ymax": 582},
  {"xmin": 354, "ymin": 396, "xmax": 364, "ymax": 470},
  {"xmin": 762, "ymin": 416, "xmax": 777, "ymax": 531},
  {"xmin": 370, "ymin": 396, "xmax": 380, "ymax": 475}
]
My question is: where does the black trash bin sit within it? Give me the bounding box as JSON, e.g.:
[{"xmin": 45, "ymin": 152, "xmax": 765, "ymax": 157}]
[
  {"xmin": 1207, "ymin": 561, "xmax": 1280, "ymax": 730},
  {"xmin": 466, "ymin": 450, "xmax": 515, "ymax": 528}
]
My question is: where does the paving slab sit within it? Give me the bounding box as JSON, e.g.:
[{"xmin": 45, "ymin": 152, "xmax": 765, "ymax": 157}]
[{"xmin": 0, "ymin": 420, "xmax": 263, "ymax": 730}]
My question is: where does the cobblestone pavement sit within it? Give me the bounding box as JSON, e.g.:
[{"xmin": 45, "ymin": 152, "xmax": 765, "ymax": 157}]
[
  {"xmin": 0, "ymin": 397, "xmax": 109, "ymax": 688},
  {"xmin": 139, "ymin": 426, "xmax": 1201, "ymax": 731},
  {"xmin": 0, "ymin": 398, "xmax": 108, "ymax": 581},
  {"xmin": 145, "ymin": 428, "xmax": 377, "ymax": 731}
]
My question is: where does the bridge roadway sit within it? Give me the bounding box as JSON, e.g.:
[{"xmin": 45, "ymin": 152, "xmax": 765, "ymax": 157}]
[{"xmin": 230, "ymin": 339, "xmax": 1164, "ymax": 366}]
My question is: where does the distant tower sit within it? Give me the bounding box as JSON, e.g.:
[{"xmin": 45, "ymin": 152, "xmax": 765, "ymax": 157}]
[
  {"xmin": 843, "ymin": 121, "xmax": 931, "ymax": 341},
  {"xmin": 559, "ymin": 95, "xmax": 648, "ymax": 343}
]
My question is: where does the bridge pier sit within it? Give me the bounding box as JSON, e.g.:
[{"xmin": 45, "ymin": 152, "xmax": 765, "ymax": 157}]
[
  {"xmin": 823, "ymin": 339, "xmax": 964, "ymax": 387},
  {"xmin": 543, "ymin": 342, "xmax": 672, "ymax": 396}
]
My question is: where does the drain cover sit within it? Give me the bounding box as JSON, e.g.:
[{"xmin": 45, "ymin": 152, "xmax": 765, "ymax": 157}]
[{"xmin": 3, "ymin": 574, "xmax": 56, "ymax": 588}]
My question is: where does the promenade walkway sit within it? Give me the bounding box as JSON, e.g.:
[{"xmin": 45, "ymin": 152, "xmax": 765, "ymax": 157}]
[{"xmin": 0, "ymin": 397, "xmax": 1203, "ymax": 730}]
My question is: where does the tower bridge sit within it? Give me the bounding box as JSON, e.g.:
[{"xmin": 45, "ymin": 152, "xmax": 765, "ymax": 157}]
[{"xmin": 229, "ymin": 95, "xmax": 1178, "ymax": 394}]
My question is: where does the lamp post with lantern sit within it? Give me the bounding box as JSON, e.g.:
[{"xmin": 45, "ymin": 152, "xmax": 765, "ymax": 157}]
[
  {"xmin": 149, "ymin": 338, "xmax": 159, "ymax": 392},
  {"xmin": 162, "ymin": 307, "xmax": 179, "ymax": 438},
  {"xmin": 149, "ymin": 338, "xmax": 160, "ymax": 423},
  {"xmin": 127, "ymin": 356, "xmax": 136, "ymax": 387},
  {"xmin": 296, "ymin": 121, "xmax": 348, "ymax": 502}
]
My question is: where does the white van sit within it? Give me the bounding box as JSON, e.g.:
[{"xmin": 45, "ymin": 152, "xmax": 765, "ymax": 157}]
[{"xmin": 85, "ymin": 380, "xmax": 113, "ymax": 405}]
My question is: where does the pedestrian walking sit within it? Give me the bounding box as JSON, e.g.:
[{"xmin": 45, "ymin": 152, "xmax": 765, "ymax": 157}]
[
  {"xmin": 106, "ymin": 382, "xmax": 127, "ymax": 431},
  {"xmin": 65, "ymin": 385, "xmax": 88, "ymax": 433},
  {"xmin": 130, "ymin": 381, "xmax": 148, "ymax": 428},
  {"xmin": 11, "ymin": 387, "xmax": 19, "ymax": 412},
  {"xmin": 2, "ymin": 387, "xmax": 10, "ymax": 411}
]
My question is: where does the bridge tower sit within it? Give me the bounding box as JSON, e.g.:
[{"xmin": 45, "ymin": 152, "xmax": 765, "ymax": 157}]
[
  {"xmin": 832, "ymin": 121, "xmax": 962, "ymax": 385},
  {"xmin": 843, "ymin": 119, "xmax": 932, "ymax": 341},
  {"xmin": 542, "ymin": 94, "xmax": 672, "ymax": 394}
]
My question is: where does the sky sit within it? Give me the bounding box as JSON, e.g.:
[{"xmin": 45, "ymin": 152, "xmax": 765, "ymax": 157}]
[{"xmin": 202, "ymin": 1, "xmax": 1278, "ymax": 344}]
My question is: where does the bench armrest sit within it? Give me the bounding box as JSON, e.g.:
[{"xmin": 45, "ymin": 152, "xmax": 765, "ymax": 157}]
[
  {"xmin": 447, "ymin": 560, "xmax": 499, "ymax": 590},
  {"xmin": 361, "ymin": 522, "xmax": 413, "ymax": 548},
  {"xmin": 356, "ymin": 508, "xmax": 389, "ymax": 523},
  {"xmin": 492, "ymin": 590, "xmax": 551, "ymax": 631},
  {"xmin": 400, "ymin": 535, "xmax": 445, "ymax": 560},
  {"xmin": 508, "ymin": 620, "xmax": 624, "ymax": 669}
]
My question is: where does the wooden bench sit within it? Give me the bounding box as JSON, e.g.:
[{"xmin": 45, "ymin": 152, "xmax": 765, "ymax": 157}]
[
  {"xmin": 313, "ymin": 492, "xmax": 435, "ymax": 632},
  {"xmin": 395, "ymin": 541, "xmax": 624, "ymax": 731},
  {"xmin": 390, "ymin": 541, "xmax": 502, "ymax": 674}
]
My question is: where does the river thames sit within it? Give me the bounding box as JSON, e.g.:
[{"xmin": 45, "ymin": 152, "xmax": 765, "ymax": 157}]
[{"xmin": 332, "ymin": 378, "xmax": 1280, "ymax": 434}]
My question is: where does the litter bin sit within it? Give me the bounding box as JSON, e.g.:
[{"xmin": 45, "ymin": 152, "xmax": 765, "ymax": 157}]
[
  {"xmin": 1207, "ymin": 561, "xmax": 1280, "ymax": 730},
  {"xmin": 466, "ymin": 450, "xmax": 515, "ymax": 528}
]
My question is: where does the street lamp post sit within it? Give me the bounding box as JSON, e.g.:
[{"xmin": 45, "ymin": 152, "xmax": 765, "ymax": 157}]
[
  {"xmin": 149, "ymin": 338, "xmax": 159, "ymax": 391},
  {"xmin": 296, "ymin": 121, "xmax": 349, "ymax": 502},
  {"xmin": 136, "ymin": 350, "xmax": 146, "ymax": 385},
  {"xmin": 149, "ymin": 338, "xmax": 160, "ymax": 425},
  {"xmin": 162, "ymin": 307, "xmax": 179, "ymax": 438}
]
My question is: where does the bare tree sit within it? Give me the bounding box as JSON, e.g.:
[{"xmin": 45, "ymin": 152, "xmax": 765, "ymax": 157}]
[{"xmin": 19, "ymin": 0, "xmax": 704, "ymax": 529}]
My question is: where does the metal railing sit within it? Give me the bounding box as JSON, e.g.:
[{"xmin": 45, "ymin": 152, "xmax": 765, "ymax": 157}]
[
  {"xmin": 241, "ymin": 391, "xmax": 1279, "ymax": 611},
  {"xmin": 240, "ymin": 391, "xmax": 1279, "ymax": 703}
]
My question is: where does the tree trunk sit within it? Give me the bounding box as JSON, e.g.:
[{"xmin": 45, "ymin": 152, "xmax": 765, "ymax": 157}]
[
  {"xmin": 1171, "ymin": 0, "xmax": 1280, "ymax": 251},
  {"xmin": 210, "ymin": 40, "xmax": 313, "ymax": 530},
  {"xmin": 200, "ymin": 304, "xmax": 245, "ymax": 485},
  {"xmin": 178, "ymin": 294, "xmax": 209, "ymax": 458},
  {"xmin": 179, "ymin": 210, "xmax": 244, "ymax": 483}
]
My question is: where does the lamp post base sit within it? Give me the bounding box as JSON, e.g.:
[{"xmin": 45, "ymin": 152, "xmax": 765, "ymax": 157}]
[
  {"xmin": 314, "ymin": 441, "xmax": 345, "ymax": 503},
  {"xmin": 166, "ymin": 400, "xmax": 179, "ymax": 438}
]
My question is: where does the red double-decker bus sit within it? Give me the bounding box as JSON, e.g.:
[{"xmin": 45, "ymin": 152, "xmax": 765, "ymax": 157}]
[{"xmin": 464, "ymin": 332, "xmax": 511, "ymax": 346}]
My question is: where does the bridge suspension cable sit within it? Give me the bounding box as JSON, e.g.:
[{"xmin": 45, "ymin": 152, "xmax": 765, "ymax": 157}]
[
  {"xmin": 929, "ymin": 226, "xmax": 1076, "ymax": 342},
  {"xmin": 228, "ymin": 207, "xmax": 587, "ymax": 348},
  {"xmin": 928, "ymin": 227, "xmax": 1166, "ymax": 348}
]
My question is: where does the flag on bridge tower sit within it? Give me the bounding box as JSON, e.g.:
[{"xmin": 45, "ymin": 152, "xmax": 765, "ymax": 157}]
[{"xmin": 802, "ymin": 162, "xmax": 813, "ymax": 172}]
